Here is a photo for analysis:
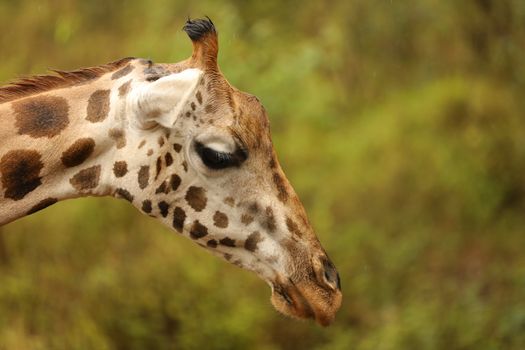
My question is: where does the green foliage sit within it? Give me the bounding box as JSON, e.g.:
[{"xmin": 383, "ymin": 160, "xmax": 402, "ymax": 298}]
[{"xmin": 1, "ymin": 0, "xmax": 524, "ymax": 349}]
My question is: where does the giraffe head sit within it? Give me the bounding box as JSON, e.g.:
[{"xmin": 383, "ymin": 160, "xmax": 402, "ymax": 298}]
[{"xmin": 119, "ymin": 18, "xmax": 342, "ymax": 325}]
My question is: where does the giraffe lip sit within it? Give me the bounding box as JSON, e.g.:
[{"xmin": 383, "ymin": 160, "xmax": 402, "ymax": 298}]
[
  {"xmin": 271, "ymin": 281, "xmax": 317, "ymax": 323},
  {"xmin": 270, "ymin": 280, "xmax": 340, "ymax": 326}
]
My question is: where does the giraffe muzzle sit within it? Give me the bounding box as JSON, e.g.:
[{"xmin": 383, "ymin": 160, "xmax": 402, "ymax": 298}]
[{"xmin": 270, "ymin": 275, "xmax": 343, "ymax": 326}]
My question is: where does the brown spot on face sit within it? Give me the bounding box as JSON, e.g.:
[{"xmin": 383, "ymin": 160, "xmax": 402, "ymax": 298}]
[
  {"xmin": 155, "ymin": 157, "xmax": 162, "ymax": 179},
  {"xmin": 158, "ymin": 136, "xmax": 165, "ymax": 147},
  {"xmin": 173, "ymin": 143, "xmax": 182, "ymax": 153},
  {"xmin": 169, "ymin": 174, "xmax": 181, "ymax": 191},
  {"xmin": 0, "ymin": 150, "xmax": 43, "ymax": 200},
  {"xmin": 61, "ymin": 138, "xmax": 95, "ymax": 167},
  {"xmin": 13, "ymin": 96, "xmax": 69, "ymax": 138},
  {"xmin": 190, "ymin": 220, "xmax": 208, "ymax": 239},
  {"xmin": 196, "ymin": 91, "xmax": 203, "ymax": 105},
  {"xmin": 155, "ymin": 181, "xmax": 168, "ymax": 194},
  {"xmin": 207, "ymin": 240, "xmax": 218, "ymax": 248},
  {"xmin": 265, "ymin": 206, "xmax": 277, "ymax": 233},
  {"xmin": 219, "ymin": 237, "xmax": 236, "ymax": 247},
  {"xmin": 185, "ymin": 186, "xmax": 207, "ymax": 211},
  {"xmin": 138, "ymin": 166, "xmax": 149, "ymax": 189},
  {"xmin": 165, "ymin": 152, "xmax": 173, "ymax": 167},
  {"xmin": 118, "ymin": 80, "xmax": 132, "ymax": 97},
  {"xmin": 241, "ymin": 214, "xmax": 254, "ymax": 225},
  {"xmin": 224, "ymin": 197, "xmax": 235, "ymax": 207},
  {"xmin": 182, "ymin": 161, "xmax": 188, "ymax": 172},
  {"xmin": 86, "ymin": 90, "xmax": 111, "ymax": 123},
  {"xmin": 248, "ymin": 202, "xmax": 260, "ymax": 214},
  {"xmin": 109, "ymin": 128, "xmax": 126, "ymax": 149},
  {"xmin": 142, "ymin": 200, "xmax": 152, "ymax": 213},
  {"xmin": 273, "ymin": 172, "xmax": 289, "ymax": 203},
  {"xmin": 185, "ymin": 111, "xmax": 191, "ymax": 118},
  {"xmin": 158, "ymin": 201, "xmax": 169, "ymax": 217},
  {"xmin": 70, "ymin": 165, "xmax": 101, "ymax": 191},
  {"xmin": 115, "ymin": 188, "xmax": 133, "ymax": 202},
  {"xmin": 286, "ymin": 216, "xmax": 302, "ymax": 237},
  {"xmin": 244, "ymin": 231, "xmax": 262, "ymax": 252},
  {"xmin": 113, "ymin": 161, "xmax": 128, "ymax": 177},
  {"xmin": 27, "ymin": 197, "xmax": 58, "ymax": 215},
  {"xmin": 138, "ymin": 140, "xmax": 146, "ymax": 149},
  {"xmin": 173, "ymin": 207, "xmax": 186, "ymax": 233},
  {"xmin": 111, "ymin": 64, "xmax": 133, "ymax": 80},
  {"xmin": 147, "ymin": 149, "xmax": 153, "ymax": 156},
  {"xmin": 269, "ymin": 157, "xmax": 277, "ymax": 169},
  {"xmin": 213, "ymin": 211, "xmax": 229, "ymax": 228},
  {"xmin": 191, "ymin": 102, "xmax": 196, "ymax": 111},
  {"xmin": 205, "ymin": 104, "xmax": 215, "ymax": 114}
]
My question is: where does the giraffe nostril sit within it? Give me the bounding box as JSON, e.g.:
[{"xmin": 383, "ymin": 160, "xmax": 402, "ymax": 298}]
[{"xmin": 322, "ymin": 259, "xmax": 341, "ymax": 291}]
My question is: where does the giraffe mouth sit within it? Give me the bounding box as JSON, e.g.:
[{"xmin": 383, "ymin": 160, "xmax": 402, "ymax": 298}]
[{"xmin": 270, "ymin": 280, "xmax": 338, "ymax": 326}]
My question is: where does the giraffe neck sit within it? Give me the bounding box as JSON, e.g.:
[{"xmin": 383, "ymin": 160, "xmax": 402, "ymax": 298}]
[{"xmin": 0, "ymin": 59, "xmax": 171, "ymax": 225}]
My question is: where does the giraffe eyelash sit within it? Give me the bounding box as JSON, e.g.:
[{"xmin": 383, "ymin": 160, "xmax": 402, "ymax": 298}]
[{"xmin": 195, "ymin": 141, "xmax": 247, "ymax": 170}]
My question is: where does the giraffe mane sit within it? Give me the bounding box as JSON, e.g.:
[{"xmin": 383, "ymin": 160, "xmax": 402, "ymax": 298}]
[{"xmin": 0, "ymin": 57, "xmax": 134, "ymax": 103}]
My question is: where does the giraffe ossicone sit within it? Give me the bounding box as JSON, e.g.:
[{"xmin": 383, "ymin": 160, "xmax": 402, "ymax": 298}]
[{"xmin": 0, "ymin": 17, "xmax": 342, "ymax": 326}]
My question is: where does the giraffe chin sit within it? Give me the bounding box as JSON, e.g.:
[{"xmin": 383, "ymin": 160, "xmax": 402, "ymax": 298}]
[{"xmin": 270, "ymin": 281, "xmax": 342, "ymax": 327}]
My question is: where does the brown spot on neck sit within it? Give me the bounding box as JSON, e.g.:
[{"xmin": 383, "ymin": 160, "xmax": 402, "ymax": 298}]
[
  {"xmin": 13, "ymin": 96, "xmax": 70, "ymax": 138},
  {"xmin": 113, "ymin": 161, "xmax": 128, "ymax": 177},
  {"xmin": 70, "ymin": 165, "xmax": 101, "ymax": 192},
  {"xmin": 0, "ymin": 149, "xmax": 43, "ymax": 200},
  {"xmin": 86, "ymin": 90, "xmax": 111, "ymax": 123},
  {"xmin": 111, "ymin": 64, "xmax": 134, "ymax": 80},
  {"xmin": 108, "ymin": 128, "xmax": 126, "ymax": 149},
  {"xmin": 118, "ymin": 80, "xmax": 132, "ymax": 97},
  {"xmin": 27, "ymin": 197, "xmax": 58, "ymax": 215},
  {"xmin": 61, "ymin": 138, "xmax": 95, "ymax": 168}
]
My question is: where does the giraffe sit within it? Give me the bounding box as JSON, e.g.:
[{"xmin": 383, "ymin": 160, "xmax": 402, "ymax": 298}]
[{"xmin": 0, "ymin": 18, "xmax": 342, "ymax": 326}]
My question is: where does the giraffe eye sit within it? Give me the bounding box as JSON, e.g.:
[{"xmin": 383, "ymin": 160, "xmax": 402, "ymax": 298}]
[{"xmin": 195, "ymin": 142, "xmax": 247, "ymax": 170}]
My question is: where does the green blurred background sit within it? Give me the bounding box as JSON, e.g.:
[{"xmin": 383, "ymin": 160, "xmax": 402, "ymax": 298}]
[{"xmin": 1, "ymin": 0, "xmax": 525, "ymax": 349}]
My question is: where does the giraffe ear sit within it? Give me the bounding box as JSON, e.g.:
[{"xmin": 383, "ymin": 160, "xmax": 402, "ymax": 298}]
[{"xmin": 132, "ymin": 68, "xmax": 203, "ymax": 128}]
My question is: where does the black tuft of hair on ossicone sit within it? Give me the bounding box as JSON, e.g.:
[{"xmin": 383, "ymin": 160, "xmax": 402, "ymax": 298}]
[{"xmin": 183, "ymin": 17, "xmax": 216, "ymax": 41}]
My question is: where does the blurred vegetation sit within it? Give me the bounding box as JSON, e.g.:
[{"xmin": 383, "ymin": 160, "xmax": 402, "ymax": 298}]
[{"xmin": 1, "ymin": 0, "xmax": 525, "ymax": 349}]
